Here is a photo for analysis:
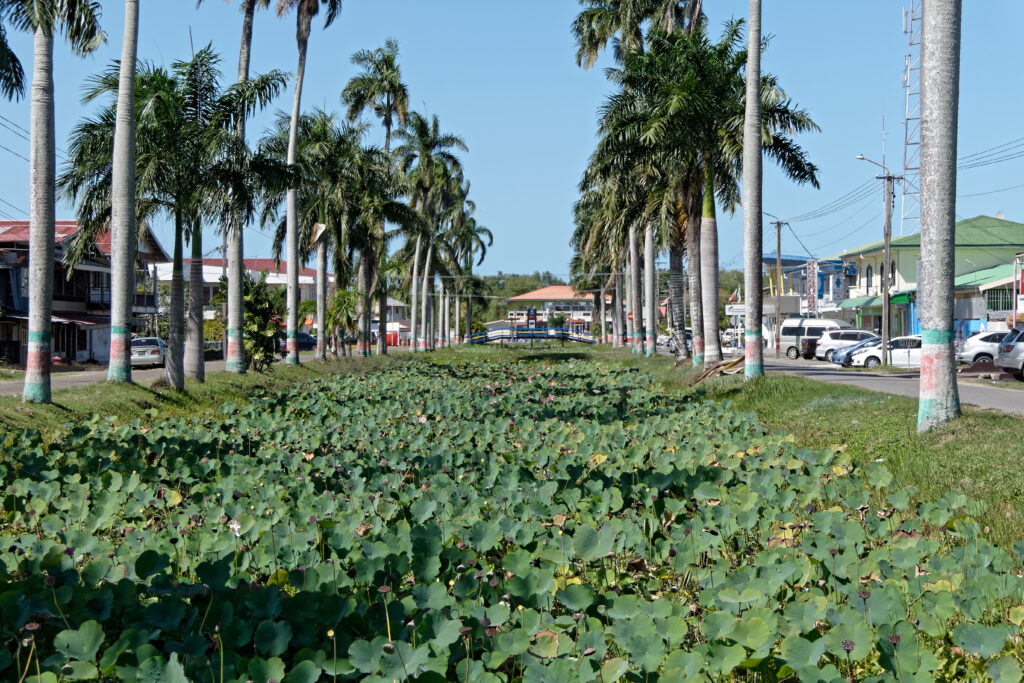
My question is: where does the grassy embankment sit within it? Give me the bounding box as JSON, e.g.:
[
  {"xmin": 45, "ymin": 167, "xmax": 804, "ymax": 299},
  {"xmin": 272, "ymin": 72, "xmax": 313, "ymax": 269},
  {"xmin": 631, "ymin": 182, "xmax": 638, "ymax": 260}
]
[
  {"xmin": 0, "ymin": 354, "xmax": 406, "ymax": 437},
  {"xmin": 441, "ymin": 342, "xmax": 1024, "ymax": 547}
]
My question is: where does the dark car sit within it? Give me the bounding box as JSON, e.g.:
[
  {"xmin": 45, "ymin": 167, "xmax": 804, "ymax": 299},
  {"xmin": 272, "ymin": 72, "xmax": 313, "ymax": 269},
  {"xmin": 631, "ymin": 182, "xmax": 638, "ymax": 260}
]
[
  {"xmin": 798, "ymin": 336, "xmax": 819, "ymax": 360},
  {"xmin": 278, "ymin": 332, "xmax": 318, "ymax": 352}
]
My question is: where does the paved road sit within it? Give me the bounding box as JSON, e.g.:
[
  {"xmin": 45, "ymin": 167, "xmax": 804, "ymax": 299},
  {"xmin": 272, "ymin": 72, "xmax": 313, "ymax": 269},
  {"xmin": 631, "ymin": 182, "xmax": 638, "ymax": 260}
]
[
  {"xmin": 0, "ymin": 352, "xmax": 320, "ymax": 397},
  {"xmin": 762, "ymin": 356, "xmax": 1024, "ymax": 416}
]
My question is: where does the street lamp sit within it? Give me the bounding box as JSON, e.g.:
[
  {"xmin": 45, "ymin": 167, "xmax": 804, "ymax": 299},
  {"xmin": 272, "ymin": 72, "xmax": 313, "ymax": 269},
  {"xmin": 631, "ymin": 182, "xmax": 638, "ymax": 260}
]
[{"xmin": 856, "ymin": 154, "xmax": 902, "ymax": 367}]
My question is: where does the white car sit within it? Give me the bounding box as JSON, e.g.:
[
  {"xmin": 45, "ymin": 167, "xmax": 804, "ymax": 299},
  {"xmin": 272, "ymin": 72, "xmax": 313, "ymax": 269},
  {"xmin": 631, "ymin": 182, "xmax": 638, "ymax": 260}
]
[
  {"xmin": 130, "ymin": 337, "xmax": 167, "ymax": 367},
  {"xmin": 956, "ymin": 331, "xmax": 1005, "ymax": 364},
  {"xmin": 814, "ymin": 329, "xmax": 877, "ymax": 362},
  {"xmin": 848, "ymin": 335, "xmax": 922, "ymax": 369}
]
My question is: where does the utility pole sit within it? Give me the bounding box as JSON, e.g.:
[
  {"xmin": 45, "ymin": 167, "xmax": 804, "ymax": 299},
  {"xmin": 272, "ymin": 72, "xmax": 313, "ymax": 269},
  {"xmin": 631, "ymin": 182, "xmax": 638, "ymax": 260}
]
[
  {"xmin": 857, "ymin": 155, "xmax": 903, "ymax": 366},
  {"xmin": 764, "ymin": 213, "xmax": 788, "ymax": 359}
]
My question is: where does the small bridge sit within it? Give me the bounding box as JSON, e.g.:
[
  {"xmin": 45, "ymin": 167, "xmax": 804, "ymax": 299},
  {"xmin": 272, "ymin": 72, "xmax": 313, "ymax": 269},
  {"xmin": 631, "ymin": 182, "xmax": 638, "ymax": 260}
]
[{"xmin": 465, "ymin": 327, "xmax": 595, "ymax": 345}]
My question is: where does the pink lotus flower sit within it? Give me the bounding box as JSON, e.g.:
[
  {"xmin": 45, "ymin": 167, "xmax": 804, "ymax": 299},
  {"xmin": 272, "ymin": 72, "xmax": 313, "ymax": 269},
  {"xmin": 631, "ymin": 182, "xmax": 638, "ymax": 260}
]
[
  {"xmin": 228, "ymin": 519, "xmax": 241, "ymax": 537},
  {"xmin": 548, "ymin": 394, "xmax": 555, "ymax": 401},
  {"xmin": 418, "ymin": 415, "xmax": 428, "ymax": 424}
]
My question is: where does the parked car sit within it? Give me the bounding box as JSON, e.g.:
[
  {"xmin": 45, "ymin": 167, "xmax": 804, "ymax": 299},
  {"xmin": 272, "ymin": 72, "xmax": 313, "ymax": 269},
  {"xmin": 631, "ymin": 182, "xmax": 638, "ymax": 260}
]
[
  {"xmin": 814, "ymin": 329, "xmax": 878, "ymax": 362},
  {"xmin": 130, "ymin": 337, "xmax": 167, "ymax": 367},
  {"xmin": 995, "ymin": 329, "xmax": 1024, "ymax": 379},
  {"xmin": 278, "ymin": 332, "xmax": 318, "ymax": 352},
  {"xmin": 778, "ymin": 317, "xmax": 853, "ymax": 360},
  {"xmin": 848, "ymin": 335, "xmax": 923, "ymax": 369},
  {"xmin": 830, "ymin": 335, "xmax": 880, "ymax": 367},
  {"xmin": 956, "ymin": 331, "xmax": 1006, "ymax": 364}
]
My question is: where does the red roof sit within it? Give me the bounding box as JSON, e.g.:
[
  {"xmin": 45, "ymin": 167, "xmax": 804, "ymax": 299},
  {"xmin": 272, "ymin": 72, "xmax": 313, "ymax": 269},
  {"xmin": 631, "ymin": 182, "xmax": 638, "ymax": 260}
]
[
  {"xmin": 186, "ymin": 258, "xmax": 324, "ymax": 279},
  {"xmin": 0, "ymin": 220, "xmax": 168, "ymax": 261},
  {"xmin": 0, "ymin": 220, "xmax": 80, "ymax": 244},
  {"xmin": 501, "ymin": 285, "xmax": 592, "ymax": 303}
]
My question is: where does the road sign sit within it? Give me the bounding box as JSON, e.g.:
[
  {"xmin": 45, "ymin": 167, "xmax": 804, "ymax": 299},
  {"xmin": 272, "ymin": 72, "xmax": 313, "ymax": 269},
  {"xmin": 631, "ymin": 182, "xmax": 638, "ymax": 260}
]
[{"xmin": 725, "ymin": 304, "xmax": 746, "ymax": 316}]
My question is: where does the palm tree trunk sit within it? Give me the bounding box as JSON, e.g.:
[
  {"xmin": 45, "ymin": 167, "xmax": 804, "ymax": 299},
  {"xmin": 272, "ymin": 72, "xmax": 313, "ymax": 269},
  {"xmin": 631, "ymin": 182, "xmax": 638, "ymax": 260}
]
[
  {"xmin": 316, "ymin": 237, "xmax": 327, "ymax": 361},
  {"xmin": 700, "ymin": 168, "xmax": 722, "ymax": 366},
  {"xmin": 644, "ymin": 222, "xmax": 656, "ymax": 356},
  {"xmin": 441, "ymin": 284, "xmax": 448, "ymax": 348},
  {"xmin": 917, "ymin": 0, "xmax": 962, "ymax": 432},
  {"xmin": 284, "ymin": 31, "xmax": 310, "ymax": 366},
  {"xmin": 420, "ymin": 240, "xmax": 433, "ymax": 351},
  {"xmin": 598, "ymin": 278, "xmax": 607, "ymax": 343},
  {"xmin": 377, "ymin": 278, "xmax": 388, "ymax": 354},
  {"xmin": 687, "ymin": 186, "xmax": 705, "ymax": 367},
  {"xmin": 612, "ymin": 268, "xmax": 622, "ymax": 348},
  {"xmin": 185, "ymin": 220, "xmax": 205, "ymax": 380},
  {"xmin": 622, "ymin": 253, "xmax": 632, "ymax": 349},
  {"xmin": 107, "ymin": 0, "xmax": 139, "ymax": 384},
  {"xmin": 357, "ymin": 247, "xmax": 372, "ymax": 357},
  {"xmin": 410, "ymin": 234, "xmax": 421, "ymax": 351},
  {"xmin": 23, "ymin": 27, "xmax": 55, "ymax": 404},
  {"xmin": 628, "ymin": 233, "xmax": 640, "ymax": 352},
  {"xmin": 464, "ymin": 253, "xmax": 473, "ymax": 341},
  {"xmin": 227, "ymin": 0, "xmax": 259, "ymax": 375},
  {"xmin": 454, "ymin": 289, "xmax": 461, "ymax": 346},
  {"xmin": 743, "ymin": 0, "xmax": 764, "ymax": 379},
  {"xmin": 166, "ymin": 212, "xmax": 185, "ymax": 390},
  {"xmin": 669, "ymin": 238, "xmax": 690, "ymax": 363}
]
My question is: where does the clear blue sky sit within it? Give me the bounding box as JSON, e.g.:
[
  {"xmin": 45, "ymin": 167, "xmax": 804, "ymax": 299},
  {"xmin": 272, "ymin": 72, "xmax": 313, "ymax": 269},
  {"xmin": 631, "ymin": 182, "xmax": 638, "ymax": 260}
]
[{"xmin": 2, "ymin": 1, "xmax": 1023, "ymax": 276}]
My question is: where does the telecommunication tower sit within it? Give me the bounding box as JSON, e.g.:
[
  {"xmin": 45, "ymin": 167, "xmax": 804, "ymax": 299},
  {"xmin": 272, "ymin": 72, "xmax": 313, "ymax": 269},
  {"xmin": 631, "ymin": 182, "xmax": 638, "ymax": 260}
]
[{"xmin": 900, "ymin": 0, "xmax": 922, "ymax": 237}]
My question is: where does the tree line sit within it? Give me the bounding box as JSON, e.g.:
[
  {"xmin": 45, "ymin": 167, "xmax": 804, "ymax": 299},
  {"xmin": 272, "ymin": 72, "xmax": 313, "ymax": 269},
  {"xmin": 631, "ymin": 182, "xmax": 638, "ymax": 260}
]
[
  {"xmin": 568, "ymin": 0, "xmax": 965, "ymax": 432},
  {"xmin": 0, "ymin": 0, "xmax": 491, "ymax": 402}
]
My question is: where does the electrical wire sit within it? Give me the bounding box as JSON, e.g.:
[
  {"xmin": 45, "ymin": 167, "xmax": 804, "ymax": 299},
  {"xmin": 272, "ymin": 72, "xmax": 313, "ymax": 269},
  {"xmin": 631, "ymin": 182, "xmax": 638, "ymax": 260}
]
[
  {"xmin": 958, "ymin": 182, "xmax": 1024, "ymax": 198},
  {"xmin": 0, "ymin": 196, "xmax": 26, "ymax": 215}
]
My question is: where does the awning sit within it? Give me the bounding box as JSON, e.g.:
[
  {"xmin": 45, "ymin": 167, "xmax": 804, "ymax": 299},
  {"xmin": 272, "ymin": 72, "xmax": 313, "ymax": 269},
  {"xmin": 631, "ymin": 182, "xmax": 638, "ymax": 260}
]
[
  {"xmin": 838, "ymin": 295, "xmax": 880, "ymax": 309},
  {"xmin": 51, "ymin": 311, "xmax": 110, "ymax": 326},
  {"xmin": 838, "ymin": 291, "xmax": 914, "ymax": 308}
]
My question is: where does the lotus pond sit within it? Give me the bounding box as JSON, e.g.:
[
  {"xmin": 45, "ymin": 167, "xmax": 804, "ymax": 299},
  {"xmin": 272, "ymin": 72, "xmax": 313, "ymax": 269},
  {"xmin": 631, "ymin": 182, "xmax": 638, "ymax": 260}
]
[{"xmin": 1, "ymin": 358, "xmax": 1023, "ymax": 681}]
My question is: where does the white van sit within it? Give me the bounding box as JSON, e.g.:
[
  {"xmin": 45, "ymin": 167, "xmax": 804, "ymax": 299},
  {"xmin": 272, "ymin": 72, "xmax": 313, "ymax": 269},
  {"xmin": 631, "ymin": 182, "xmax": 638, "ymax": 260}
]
[{"xmin": 778, "ymin": 317, "xmax": 853, "ymax": 360}]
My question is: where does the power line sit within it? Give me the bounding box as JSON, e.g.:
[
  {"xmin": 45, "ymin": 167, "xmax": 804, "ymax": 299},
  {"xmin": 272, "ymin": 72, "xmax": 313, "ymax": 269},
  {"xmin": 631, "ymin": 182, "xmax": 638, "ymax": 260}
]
[
  {"xmin": 0, "ymin": 142, "xmax": 29, "ymax": 163},
  {"xmin": 958, "ymin": 182, "xmax": 1024, "ymax": 198},
  {"xmin": 0, "ymin": 196, "xmax": 26, "ymax": 215}
]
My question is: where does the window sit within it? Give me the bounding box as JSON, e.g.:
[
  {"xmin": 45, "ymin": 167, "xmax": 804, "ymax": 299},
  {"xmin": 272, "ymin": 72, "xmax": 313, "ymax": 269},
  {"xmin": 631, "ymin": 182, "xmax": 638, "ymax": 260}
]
[
  {"xmin": 865, "ymin": 266, "xmax": 873, "ymax": 289},
  {"xmin": 985, "ymin": 289, "xmax": 1013, "ymax": 311},
  {"xmin": 781, "ymin": 327, "xmax": 800, "ymax": 337},
  {"xmin": 984, "ymin": 334, "xmax": 1004, "ymax": 343},
  {"xmin": 901, "ymin": 338, "xmax": 922, "ymax": 349},
  {"xmin": 76, "ymin": 328, "xmax": 88, "ymax": 350},
  {"xmin": 805, "ymin": 327, "xmax": 827, "ymax": 338},
  {"xmin": 890, "ymin": 260, "xmax": 896, "ymax": 285}
]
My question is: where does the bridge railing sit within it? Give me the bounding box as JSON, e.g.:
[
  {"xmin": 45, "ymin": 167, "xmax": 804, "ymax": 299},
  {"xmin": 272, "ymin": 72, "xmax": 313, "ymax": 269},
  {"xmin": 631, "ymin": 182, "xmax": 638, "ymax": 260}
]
[{"xmin": 465, "ymin": 328, "xmax": 595, "ymax": 345}]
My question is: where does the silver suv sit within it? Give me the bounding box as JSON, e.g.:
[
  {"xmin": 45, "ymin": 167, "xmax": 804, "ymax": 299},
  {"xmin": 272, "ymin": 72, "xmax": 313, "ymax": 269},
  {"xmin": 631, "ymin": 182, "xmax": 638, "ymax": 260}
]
[
  {"xmin": 956, "ymin": 331, "xmax": 1006, "ymax": 364},
  {"xmin": 995, "ymin": 329, "xmax": 1024, "ymax": 379}
]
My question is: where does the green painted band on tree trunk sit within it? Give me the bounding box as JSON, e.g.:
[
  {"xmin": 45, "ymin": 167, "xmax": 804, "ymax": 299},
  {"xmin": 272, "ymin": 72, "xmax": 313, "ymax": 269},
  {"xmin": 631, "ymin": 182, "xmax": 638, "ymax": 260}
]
[
  {"xmin": 745, "ymin": 331, "xmax": 762, "ymax": 339},
  {"xmin": 111, "ymin": 325, "xmax": 129, "ymax": 335},
  {"xmin": 107, "ymin": 366, "xmax": 132, "ymax": 382},
  {"xmin": 287, "ymin": 331, "xmax": 298, "ymax": 339},
  {"xmin": 745, "ymin": 363, "xmax": 764, "ymax": 378},
  {"xmin": 286, "ymin": 356, "xmax": 299, "ymax": 365},
  {"xmin": 28, "ymin": 331, "xmax": 51, "ymax": 343},
  {"xmin": 692, "ymin": 354, "xmax": 704, "ymax": 367},
  {"xmin": 921, "ymin": 328, "xmax": 955, "ymax": 344},
  {"xmin": 22, "ymin": 383, "xmax": 50, "ymax": 403},
  {"xmin": 227, "ymin": 328, "xmax": 240, "ymax": 337},
  {"xmin": 226, "ymin": 360, "xmax": 245, "ymax": 373}
]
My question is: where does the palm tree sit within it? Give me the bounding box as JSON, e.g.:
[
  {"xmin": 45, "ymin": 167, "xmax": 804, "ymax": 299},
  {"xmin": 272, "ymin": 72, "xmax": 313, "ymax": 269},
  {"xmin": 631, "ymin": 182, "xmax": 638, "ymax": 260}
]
[
  {"xmin": 276, "ymin": 0, "xmax": 342, "ymax": 365},
  {"xmin": 741, "ymin": 0, "xmax": 763, "ymax": 379},
  {"xmin": 0, "ymin": 4, "xmax": 26, "ymax": 100},
  {"xmin": 917, "ymin": 0, "xmax": 962, "ymax": 432},
  {"xmin": 341, "ymin": 38, "xmax": 409, "ymax": 355},
  {"xmin": 13, "ymin": 0, "xmax": 103, "ymax": 403},
  {"xmin": 106, "ymin": 0, "xmax": 138, "ymax": 384},
  {"xmin": 198, "ymin": 0, "xmax": 272, "ymax": 374},
  {"xmin": 261, "ymin": 110, "xmax": 362, "ymax": 361},
  {"xmin": 393, "ymin": 112, "xmax": 467, "ymax": 351},
  {"xmin": 60, "ymin": 50, "xmax": 284, "ymax": 391}
]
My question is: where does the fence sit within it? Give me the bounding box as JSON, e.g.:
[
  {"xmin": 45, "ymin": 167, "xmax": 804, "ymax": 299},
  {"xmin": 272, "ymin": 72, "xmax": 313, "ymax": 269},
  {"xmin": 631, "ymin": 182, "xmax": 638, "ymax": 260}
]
[{"xmin": 465, "ymin": 327, "xmax": 595, "ymax": 345}]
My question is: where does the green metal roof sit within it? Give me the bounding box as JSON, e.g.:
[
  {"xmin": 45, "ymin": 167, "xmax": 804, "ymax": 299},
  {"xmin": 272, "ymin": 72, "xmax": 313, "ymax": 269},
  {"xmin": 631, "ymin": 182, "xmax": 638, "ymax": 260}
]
[
  {"xmin": 953, "ymin": 262, "xmax": 1016, "ymax": 288},
  {"xmin": 838, "ymin": 295, "xmax": 880, "ymax": 309},
  {"xmin": 827, "ymin": 215, "xmax": 1024, "ymax": 260},
  {"xmin": 837, "ymin": 291, "xmax": 914, "ymax": 308}
]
